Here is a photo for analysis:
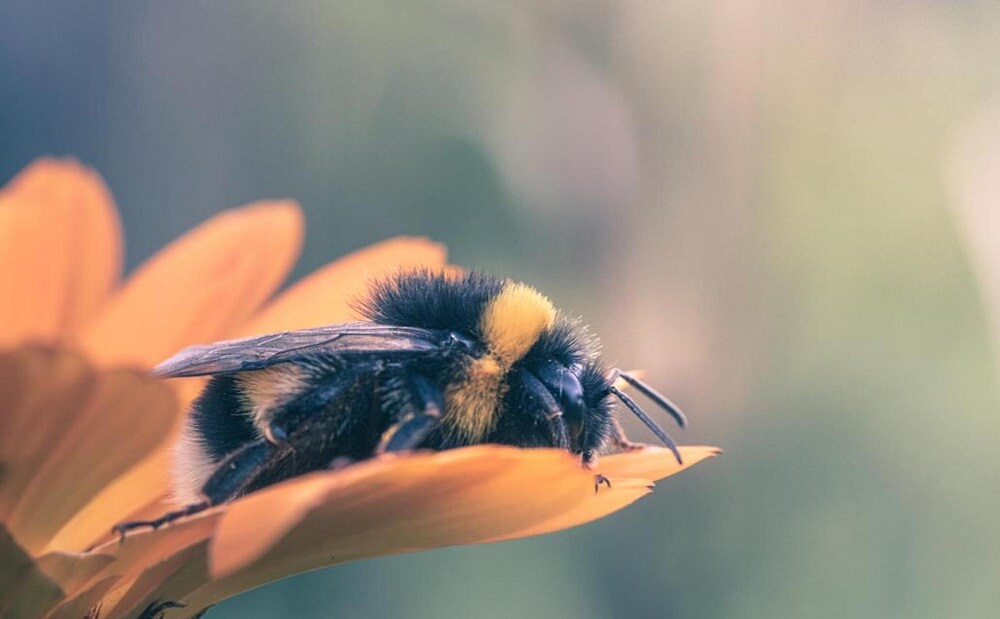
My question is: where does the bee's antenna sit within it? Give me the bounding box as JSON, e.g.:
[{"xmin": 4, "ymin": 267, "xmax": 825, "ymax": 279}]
[
  {"xmin": 608, "ymin": 384, "xmax": 682, "ymax": 464},
  {"xmin": 614, "ymin": 370, "xmax": 687, "ymax": 428}
]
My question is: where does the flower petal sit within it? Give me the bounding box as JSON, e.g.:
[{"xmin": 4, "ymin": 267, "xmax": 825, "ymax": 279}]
[
  {"xmin": 65, "ymin": 447, "xmax": 719, "ymax": 616},
  {"xmin": 207, "ymin": 447, "xmax": 596, "ymax": 580},
  {"xmin": 85, "ymin": 447, "xmax": 597, "ymax": 613},
  {"xmin": 482, "ymin": 477, "xmax": 654, "ymax": 543},
  {"xmin": 488, "ymin": 446, "xmax": 721, "ymax": 543},
  {"xmin": 599, "ymin": 445, "xmax": 722, "ymax": 481},
  {"xmin": 76, "ymin": 201, "xmax": 303, "ymax": 369},
  {"xmin": 0, "ymin": 347, "xmax": 176, "ymax": 554},
  {"xmin": 0, "ymin": 158, "xmax": 122, "ymax": 347},
  {"xmin": 239, "ymin": 236, "xmax": 447, "ymax": 335}
]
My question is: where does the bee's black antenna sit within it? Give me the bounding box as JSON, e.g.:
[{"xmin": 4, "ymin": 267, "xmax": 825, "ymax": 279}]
[
  {"xmin": 608, "ymin": 384, "xmax": 683, "ymax": 464},
  {"xmin": 613, "ymin": 370, "xmax": 687, "ymax": 428}
]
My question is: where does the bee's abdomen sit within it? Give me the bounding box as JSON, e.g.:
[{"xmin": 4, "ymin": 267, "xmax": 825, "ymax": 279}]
[
  {"xmin": 172, "ymin": 375, "xmax": 260, "ymax": 505},
  {"xmin": 190, "ymin": 375, "xmax": 259, "ymax": 460}
]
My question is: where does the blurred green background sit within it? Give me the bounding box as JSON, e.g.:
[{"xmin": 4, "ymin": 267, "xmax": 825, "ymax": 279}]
[{"xmin": 4, "ymin": 2, "xmax": 1000, "ymax": 617}]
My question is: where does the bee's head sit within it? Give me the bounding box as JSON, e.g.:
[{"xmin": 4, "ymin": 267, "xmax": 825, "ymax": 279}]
[
  {"xmin": 486, "ymin": 282, "xmax": 685, "ymax": 465},
  {"xmin": 360, "ymin": 270, "xmax": 685, "ymax": 461}
]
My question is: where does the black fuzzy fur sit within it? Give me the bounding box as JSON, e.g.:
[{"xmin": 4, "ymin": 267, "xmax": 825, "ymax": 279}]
[{"xmin": 355, "ymin": 270, "xmax": 503, "ymax": 336}]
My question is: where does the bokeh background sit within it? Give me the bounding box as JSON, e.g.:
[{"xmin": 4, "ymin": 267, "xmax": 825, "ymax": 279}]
[{"xmin": 4, "ymin": 2, "xmax": 1000, "ymax": 617}]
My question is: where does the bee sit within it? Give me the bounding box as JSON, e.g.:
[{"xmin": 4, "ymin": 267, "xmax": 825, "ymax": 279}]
[{"xmin": 114, "ymin": 270, "xmax": 687, "ymax": 537}]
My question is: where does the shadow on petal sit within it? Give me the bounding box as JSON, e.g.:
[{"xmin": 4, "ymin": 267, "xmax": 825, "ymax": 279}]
[{"xmin": 0, "ymin": 525, "xmax": 64, "ymax": 618}]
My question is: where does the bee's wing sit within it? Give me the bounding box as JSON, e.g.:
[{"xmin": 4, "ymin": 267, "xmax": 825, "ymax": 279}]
[{"xmin": 152, "ymin": 322, "xmax": 452, "ymax": 378}]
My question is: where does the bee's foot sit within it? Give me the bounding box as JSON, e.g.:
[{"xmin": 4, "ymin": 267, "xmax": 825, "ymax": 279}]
[{"xmin": 594, "ymin": 474, "xmax": 612, "ymax": 493}]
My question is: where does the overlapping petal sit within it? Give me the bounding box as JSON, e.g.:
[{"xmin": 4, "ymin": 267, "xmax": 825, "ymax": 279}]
[
  {"xmin": 0, "ymin": 347, "xmax": 176, "ymax": 555},
  {"xmin": 58, "ymin": 444, "xmax": 714, "ymax": 618}
]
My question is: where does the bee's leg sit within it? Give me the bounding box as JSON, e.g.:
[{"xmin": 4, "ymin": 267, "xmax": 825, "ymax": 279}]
[
  {"xmin": 264, "ymin": 367, "xmax": 362, "ymax": 445},
  {"xmin": 377, "ymin": 374, "xmax": 443, "ymax": 453},
  {"xmin": 112, "ymin": 439, "xmax": 271, "ymax": 541},
  {"xmin": 112, "ymin": 502, "xmax": 211, "ymax": 542},
  {"xmin": 137, "ymin": 600, "xmax": 185, "ymax": 619},
  {"xmin": 379, "ymin": 415, "xmax": 439, "ymax": 452},
  {"xmin": 516, "ymin": 369, "xmax": 570, "ymax": 449},
  {"xmin": 610, "ymin": 417, "xmax": 646, "ymax": 451},
  {"xmin": 200, "ymin": 438, "xmax": 273, "ymax": 502}
]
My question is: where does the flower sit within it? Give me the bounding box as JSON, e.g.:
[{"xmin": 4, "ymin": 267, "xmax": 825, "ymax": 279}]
[{"xmin": 0, "ymin": 159, "xmax": 720, "ymax": 618}]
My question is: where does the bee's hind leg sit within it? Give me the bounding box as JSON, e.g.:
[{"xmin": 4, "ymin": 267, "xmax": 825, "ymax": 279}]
[
  {"xmin": 377, "ymin": 374, "xmax": 443, "ymax": 453},
  {"xmin": 112, "ymin": 502, "xmax": 211, "ymax": 542},
  {"xmin": 112, "ymin": 439, "xmax": 271, "ymax": 542}
]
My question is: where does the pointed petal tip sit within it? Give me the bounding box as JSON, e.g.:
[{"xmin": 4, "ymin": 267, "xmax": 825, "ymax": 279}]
[{"xmin": 598, "ymin": 444, "xmax": 722, "ymax": 482}]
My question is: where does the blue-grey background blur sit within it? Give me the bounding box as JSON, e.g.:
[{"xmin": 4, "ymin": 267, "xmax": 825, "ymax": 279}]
[{"xmin": 5, "ymin": 2, "xmax": 1000, "ymax": 617}]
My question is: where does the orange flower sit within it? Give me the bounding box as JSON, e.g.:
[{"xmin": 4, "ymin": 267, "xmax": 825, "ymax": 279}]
[{"xmin": 0, "ymin": 159, "xmax": 720, "ymax": 618}]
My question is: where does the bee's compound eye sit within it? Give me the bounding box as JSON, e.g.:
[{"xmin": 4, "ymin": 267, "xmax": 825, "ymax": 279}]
[{"xmin": 542, "ymin": 366, "xmax": 585, "ymax": 422}]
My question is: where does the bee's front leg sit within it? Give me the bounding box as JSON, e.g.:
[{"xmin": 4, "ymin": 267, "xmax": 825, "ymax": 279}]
[{"xmin": 377, "ymin": 374, "xmax": 443, "ymax": 453}]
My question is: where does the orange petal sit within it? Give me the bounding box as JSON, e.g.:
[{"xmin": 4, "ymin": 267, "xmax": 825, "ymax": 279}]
[
  {"xmin": 599, "ymin": 445, "xmax": 722, "ymax": 482},
  {"xmin": 0, "ymin": 158, "xmax": 122, "ymax": 348},
  {"xmin": 76, "ymin": 200, "xmax": 303, "ymax": 369},
  {"xmin": 0, "ymin": 347, "xmax": 176, "ymax": 555},
  {"xmin": 490, "ymin": 446, "xmax": 721, "ymax": 543},
  {"xmin": 0, "ymin": 525, "xmax": 64, "ymax": 618},
  {"xmin": 240, "ymin": 236, "xmax": 447, "ymax": 335},
  {"xmin": 66, "ymin": 447, "xmax": 719, "ymax": 615},
  {"xmin": 482, "ymin": 477, "xmax": 653, "ymax": 544},
  {"xmin": 207, "ymin": 448, "xmax": 591, "ymax": 579}
]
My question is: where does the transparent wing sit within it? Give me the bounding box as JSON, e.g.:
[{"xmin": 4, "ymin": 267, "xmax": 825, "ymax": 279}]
[{"xmin": 152, "ymin": 322, "xmax": 453, "ymax": 377}]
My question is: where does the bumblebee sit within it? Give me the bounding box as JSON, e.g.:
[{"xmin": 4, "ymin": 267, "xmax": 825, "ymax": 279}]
[{"xmin": 116, "ymin": 270, "xmax": 687, "ymax": 536}]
